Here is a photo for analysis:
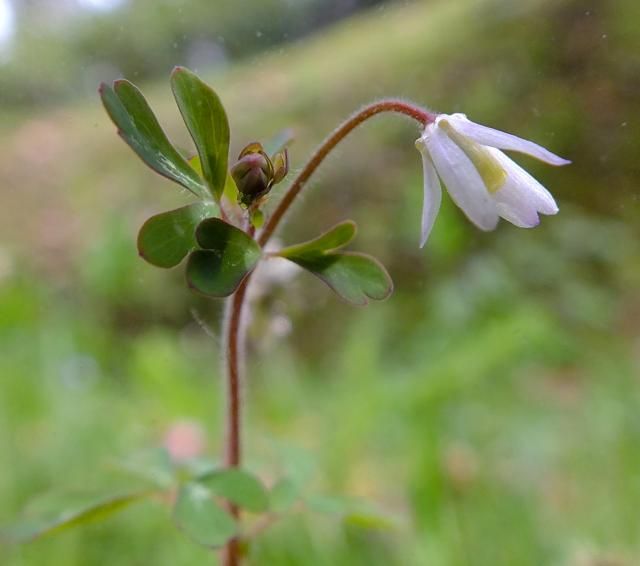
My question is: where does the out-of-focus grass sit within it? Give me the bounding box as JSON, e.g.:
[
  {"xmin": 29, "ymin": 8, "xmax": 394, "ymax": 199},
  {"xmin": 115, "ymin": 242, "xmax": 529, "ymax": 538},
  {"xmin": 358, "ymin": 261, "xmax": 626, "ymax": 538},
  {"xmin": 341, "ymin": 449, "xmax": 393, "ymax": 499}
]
[{"xmin": 1, "ymin": 0, "xmax": 639, "ymax": 564}]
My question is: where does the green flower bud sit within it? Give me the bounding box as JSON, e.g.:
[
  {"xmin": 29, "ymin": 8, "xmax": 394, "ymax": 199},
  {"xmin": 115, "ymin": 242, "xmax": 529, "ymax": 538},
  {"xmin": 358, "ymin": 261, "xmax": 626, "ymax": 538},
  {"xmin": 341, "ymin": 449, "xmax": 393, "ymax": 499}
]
[
  {"xmin": 231, "ymin": 150, "xmax": 272, "ymax": 198},
  {"xmin": 231, "ymin": 141, "xmax": 290, "ymax": 208}
]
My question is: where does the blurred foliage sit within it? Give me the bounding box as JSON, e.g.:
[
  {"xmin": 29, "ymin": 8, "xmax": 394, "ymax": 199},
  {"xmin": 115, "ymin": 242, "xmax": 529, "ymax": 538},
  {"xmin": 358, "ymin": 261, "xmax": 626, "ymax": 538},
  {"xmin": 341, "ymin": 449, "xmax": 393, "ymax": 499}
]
[
  {"xmin": 1, "ymin": 0, "xmax": 640, "ymax": 564},
  {"xmin": 0, "ymin": 0, "xmax": 383, "ymax": 108}
]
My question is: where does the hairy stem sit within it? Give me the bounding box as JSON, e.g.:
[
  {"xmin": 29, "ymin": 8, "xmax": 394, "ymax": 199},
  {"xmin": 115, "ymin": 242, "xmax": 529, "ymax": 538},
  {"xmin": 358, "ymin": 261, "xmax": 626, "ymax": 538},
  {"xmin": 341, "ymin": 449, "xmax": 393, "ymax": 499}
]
[
  {"xmin": 221, "ymin": 277, "xmax": 249, "ymax": 566},
  {"xmin": 220, "ymin": 99, "xmax": 431, "ymax": 566},
  {"xmin": 224, "ymin": 279, "xmax": 249, "ymax": 469},
  {"xmin": 258, "ymin": 99, "xmax": 434, "ymax": 246}
]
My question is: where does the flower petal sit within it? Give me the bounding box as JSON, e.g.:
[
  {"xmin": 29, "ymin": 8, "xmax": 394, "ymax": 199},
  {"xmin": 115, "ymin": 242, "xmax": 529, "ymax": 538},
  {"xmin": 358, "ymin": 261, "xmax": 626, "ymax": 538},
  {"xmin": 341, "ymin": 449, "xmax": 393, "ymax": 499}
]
[
  {"xmin": 445, "ymin": 114, "xmax": 570, "ymax": 166},
  {"xmin": 425, "ymin": 126, "xmax": 499, "ymax": 231},
  {"xmin": 416, "ymin": 142, "xmax": 442, "ymax": 247},
  {"xmin": 494, "ymin": 188, "xmax": 541, "ymax": 228},
  {"xmin": 490, "ymin": 148, "xmax": 559, "ymax": 216}
]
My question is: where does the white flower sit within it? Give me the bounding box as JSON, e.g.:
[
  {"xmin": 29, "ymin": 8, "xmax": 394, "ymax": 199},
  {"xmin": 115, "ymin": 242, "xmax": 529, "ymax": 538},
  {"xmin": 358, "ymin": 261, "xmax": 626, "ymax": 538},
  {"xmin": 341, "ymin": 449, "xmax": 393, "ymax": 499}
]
[{"xmin": 415, "ymin": 113, "xmax": 570, "ymax": 247}]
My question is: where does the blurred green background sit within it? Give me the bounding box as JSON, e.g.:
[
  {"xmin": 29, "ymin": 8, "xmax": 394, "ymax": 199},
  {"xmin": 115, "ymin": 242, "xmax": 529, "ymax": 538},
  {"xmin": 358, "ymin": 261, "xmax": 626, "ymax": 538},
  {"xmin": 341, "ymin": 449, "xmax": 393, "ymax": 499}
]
[{"xmin": 1, "ymin": 0, "xmax": 639, "ymax": 564}]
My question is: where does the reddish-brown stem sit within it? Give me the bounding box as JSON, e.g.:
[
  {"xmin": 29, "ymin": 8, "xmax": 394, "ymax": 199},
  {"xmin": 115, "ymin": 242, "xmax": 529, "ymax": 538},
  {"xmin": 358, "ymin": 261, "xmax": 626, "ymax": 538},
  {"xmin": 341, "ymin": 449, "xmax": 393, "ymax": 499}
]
[
  {"xmin": 258, "ymin": 99, "xmax": 434, "ymax": 246},
  {"xmin": 220, "ymin": 99, "xmax": 431, "ymax": 566},
  {"xmin": 222, "ymin": 536, "xmax": 240, "ymax": 566},
  {"xmin": 221, "ymin": 277, "xmax": 249, "ymax": 566},
  {"xmin": 224, "ymin": 279, "xmax": 248, "ymax": 469}
]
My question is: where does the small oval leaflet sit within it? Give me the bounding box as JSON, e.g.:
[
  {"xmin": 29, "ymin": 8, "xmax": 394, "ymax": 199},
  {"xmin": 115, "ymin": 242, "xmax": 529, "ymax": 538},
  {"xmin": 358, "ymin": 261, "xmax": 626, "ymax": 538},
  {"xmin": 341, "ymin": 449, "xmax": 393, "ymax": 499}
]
[
  {"xmin": 275, "ymin": 221, "xmax": 393, "ymax": 306},
  {"xmin": 99, "ymin": 79, "xmax": 208, "ymax": 198},
  {"xmin": 173, "ymin": 483, "xmax": 237, "ymax": 548},
  {"xmin": 197, "ymin": 468, "xmax": 269, "ymax": 513},
  {"xmin": 186, "ymin": 218, "xmax": 262, "ymax": 297},
  {"xmin": 171, "ymin": 67, "xmax": 230, "ymax": 201},
  {"xmin": 137, "ymin": 201, "xmax": 218, "ymax": 268}
]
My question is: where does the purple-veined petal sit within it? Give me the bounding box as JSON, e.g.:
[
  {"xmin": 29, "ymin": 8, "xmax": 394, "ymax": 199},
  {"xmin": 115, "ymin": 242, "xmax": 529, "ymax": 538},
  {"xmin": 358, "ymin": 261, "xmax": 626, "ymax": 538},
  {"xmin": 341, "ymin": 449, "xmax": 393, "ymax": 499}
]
[
  {"xmin": 415, "ymin": 142, "xmax": 442, "ymax": 247},
  {"xmin": 490, "ymin": 148, "xmax": 559, "ymax": 216},
  {"xmin": 445, "ymin": 114, "xmax": 570, "ymax": 166},
  {"xmin": 425, "ymin": 126, "xmax": 499, "ymax": 231}
]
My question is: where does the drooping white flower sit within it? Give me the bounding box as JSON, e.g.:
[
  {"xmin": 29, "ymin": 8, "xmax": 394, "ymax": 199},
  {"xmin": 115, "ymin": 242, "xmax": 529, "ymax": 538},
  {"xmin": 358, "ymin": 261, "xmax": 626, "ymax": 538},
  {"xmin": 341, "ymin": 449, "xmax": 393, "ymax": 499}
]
[{"xmin": 415, "ymin": 113, "xmax": 570, "ymax": 247}]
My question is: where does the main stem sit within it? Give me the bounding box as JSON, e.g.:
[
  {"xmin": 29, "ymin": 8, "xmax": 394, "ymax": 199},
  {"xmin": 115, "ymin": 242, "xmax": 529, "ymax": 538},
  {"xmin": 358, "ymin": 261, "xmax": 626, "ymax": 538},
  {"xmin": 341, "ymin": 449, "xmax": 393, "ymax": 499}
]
[
  {"xmin": 220, "ymin": 99, "xmax": 433, "ymax": 566},
  {"xmin": 221, "ymin": 278, "xmax": 249, "ymax": 566}
]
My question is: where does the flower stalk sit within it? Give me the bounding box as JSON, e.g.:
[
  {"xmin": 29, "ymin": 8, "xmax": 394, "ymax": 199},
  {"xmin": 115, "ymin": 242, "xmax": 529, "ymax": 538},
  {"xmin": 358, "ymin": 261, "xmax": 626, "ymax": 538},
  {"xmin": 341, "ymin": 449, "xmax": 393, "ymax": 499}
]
[{"xmin": 258, "ymin": 99, "xmax": 435, "ymax": 246}]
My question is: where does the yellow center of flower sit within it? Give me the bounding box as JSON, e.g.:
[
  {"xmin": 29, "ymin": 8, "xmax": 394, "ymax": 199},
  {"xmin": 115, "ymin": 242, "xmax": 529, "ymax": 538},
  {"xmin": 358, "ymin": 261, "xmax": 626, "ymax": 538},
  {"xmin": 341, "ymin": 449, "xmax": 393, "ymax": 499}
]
[{"xmin": 439, "ymin": 120, "xmax": 507, "ymax": 194}]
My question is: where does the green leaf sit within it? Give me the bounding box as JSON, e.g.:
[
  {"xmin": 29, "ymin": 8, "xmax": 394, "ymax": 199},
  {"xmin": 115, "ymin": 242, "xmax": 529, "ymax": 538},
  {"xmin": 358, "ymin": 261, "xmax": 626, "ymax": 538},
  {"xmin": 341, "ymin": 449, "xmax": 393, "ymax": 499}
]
[
  {"xmin": 275, "ymin": 221, "xmax": 393, "ymax": 306},
  {"xmin": 191, "ymin": 154, "xmax": 243, "ymax": 203},
  {"xmin": 2, "ymin": 490, "xmax": 151, "ymax": 544},
  {"xmin": 171, "ymin": 67, "xmax": 230, "ymax": 200},
  {"xmin": 99, "ymin": 80, "xmax": 207, "ymax": 198},
  {"xmin": 183, "ymin": 459, "xmax": 220, "ymax": 482},
  {"xmin": 188, "ymin": 154, "xmax": 203, "ymax": 176},
  {"xmin": 277, "ymin": 221, "xmax": 356, "ymax": 259},
  {"xmin": 269, "ymin": 478, "xmax": 299, "ymax": 514},
  {"xmin": 305, "ymin": 495, "xmax": 397, "ymax": 531},
  {"xmin": 294, "ymin": 253, "xmax": 392, "ymax": 306},
  {"xmin": 185, "ymin": 218, "xmax": 261, "ymax": 297},
  {"xmin": 137, "ymin": 201, "xmax": 218, "ymax": 268},
  {"xmin": 272, "ymin": 443, "xmax": 318, "ymax": 490},
  {"xmin": 344, "ymin": 511, "xmax": 397, "ymax": 531},
  {"xmin": 112, "ymin": 447, "xmax": 175, "ymax": 488},
  {"xmin": 173, "ymin": 484, "xmax": 237, "ymax": 548},
  {"xmin": 305, "ymin": 494, "xmax": 349, "ymax": 515},
  {"xmin": 250, "ymin": 209, "xmax": 264, "ymax": 229},
  {"xmin": 223, "ymin": 173, "xmax": 239, "ymax": 203},
  {"xmin": 190, "ymin": 156, "xmax": 239, "ymax": 203},
  {"xmin": 198, "ymin": 469, "xmax": 269, "ymax": 513}
]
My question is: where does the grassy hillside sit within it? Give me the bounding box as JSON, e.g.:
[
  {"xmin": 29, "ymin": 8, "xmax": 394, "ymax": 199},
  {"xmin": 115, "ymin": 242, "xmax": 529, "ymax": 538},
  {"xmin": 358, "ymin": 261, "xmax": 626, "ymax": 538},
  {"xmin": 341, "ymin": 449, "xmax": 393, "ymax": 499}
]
[{"xmin": 1, "ymin": 0, "xmax": 639, "ymax": 564}]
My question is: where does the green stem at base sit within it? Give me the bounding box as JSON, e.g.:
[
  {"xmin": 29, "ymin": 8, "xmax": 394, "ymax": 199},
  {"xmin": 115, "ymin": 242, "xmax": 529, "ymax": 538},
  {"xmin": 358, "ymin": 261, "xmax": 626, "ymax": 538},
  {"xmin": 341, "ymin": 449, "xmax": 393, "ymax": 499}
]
[{"xmin": 220, "ymin": 98, "xmax": 432, "ymax": 566}]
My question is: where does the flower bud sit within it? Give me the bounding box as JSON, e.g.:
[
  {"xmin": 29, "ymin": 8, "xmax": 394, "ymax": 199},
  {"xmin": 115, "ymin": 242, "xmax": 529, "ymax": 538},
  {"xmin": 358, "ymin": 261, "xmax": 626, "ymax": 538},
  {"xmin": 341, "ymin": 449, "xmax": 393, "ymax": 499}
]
[
  {"xmin": 231, "ymin": 150, "xmax": 272, "ymax": 198},
  {"xmin": 231, "ymin": 141, "xmax": 291, "ymax": 208}
]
